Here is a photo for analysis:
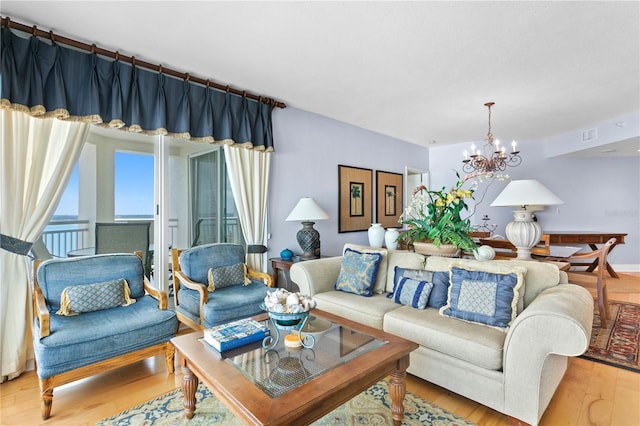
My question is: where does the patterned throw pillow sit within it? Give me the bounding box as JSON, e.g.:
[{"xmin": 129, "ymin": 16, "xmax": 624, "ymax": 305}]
[
  {"xmin": 207, "ymin": 263, "xmax": 250, "ymax": 292},
  {"xmin": 391, "ymin": 277, "xmax": 434, "ymax": 309},
  {"xmin": 334, "ymin": 248, "xmax": 382, "ymax": 297},
  {"xmin": 439, "ymin": 266, "xmax": 525, "ymax": 331},
  {"xmin": 391, "ymin": 267, "xmax": 451, "ymax": 308},
  {"xmin": 56, "ymin": 278, "xmax": 136, "ymax": 316}
]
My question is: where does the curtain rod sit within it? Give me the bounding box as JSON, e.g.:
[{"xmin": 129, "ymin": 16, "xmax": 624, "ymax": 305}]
[{"xmin": 1, "ymin": 16, "xmax": 286, "ymax": 109}]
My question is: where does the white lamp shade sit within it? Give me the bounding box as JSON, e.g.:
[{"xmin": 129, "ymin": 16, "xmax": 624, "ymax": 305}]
[
  {"xmin": 286, "ymin": 197, "xmax": 330, "ymax": 221},
  {"xmin": 490, "ymin": 180, "xmax": 563, "ymax": 208}
]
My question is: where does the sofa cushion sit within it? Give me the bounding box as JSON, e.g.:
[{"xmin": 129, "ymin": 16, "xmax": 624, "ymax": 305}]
[
  {"xmin": 391, "ymin": 277, "xmax": 434, "ymax": 309},
  {"xmin": 392, "ymin": 266, "xmax": 451, "ymax": 308},
  {"xmin": 207, "ymin": 262, "xmax": 250, "ymax": 291},
  {"xmin": 56, "ymin": 278, "xmax": 135, "ymax": 316},
  {"xmin": 440, "ymin": 264, "xmax": 525, "ymax": 331},
  {"xmin": 334, "ymin": 248, "xmax": 382, "ymax": 296},
  {"xmin": 385, "ymin": 250, "xmax": 426, "ymax": 293},
  {"xmin": 33, "ymin": 296, "xmax": 177, "ymax": 379},
  {"xmin": 343, "ymin": 244, "xmax": 388, "ymax": 294},
  {"xmin": 384, "ymin": 306, "xmax": 507, "ymax": 370},
  {"xmin": 425, "ymin": 257, "xmax": 527, "ymax": 313},
  {"xmin": 314, "ymin": 292, "xmax": 400, "ymax": 330}
]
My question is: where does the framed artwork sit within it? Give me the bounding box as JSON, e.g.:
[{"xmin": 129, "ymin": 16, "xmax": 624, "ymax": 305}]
[
  {"xmin": 376, "ymin": 170, "xmax": 403, "ymax": 229},
  {"xmin": 338, "ymin": 165, "xmax": 373, "ymax": 233}
]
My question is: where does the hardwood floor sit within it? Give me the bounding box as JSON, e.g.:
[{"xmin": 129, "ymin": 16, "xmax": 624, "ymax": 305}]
[{"xmin": 1, "ymin": 273, "xmax": 638, "ymax": 425}]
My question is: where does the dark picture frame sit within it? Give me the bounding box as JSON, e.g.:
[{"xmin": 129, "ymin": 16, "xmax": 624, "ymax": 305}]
[
  {"xmin": 338, "ymin": 165, "xmax": 373, "ymax": 233},
  {"xmin": 376, "ymin": 170, "xmax": 403, "ymax": 229}
]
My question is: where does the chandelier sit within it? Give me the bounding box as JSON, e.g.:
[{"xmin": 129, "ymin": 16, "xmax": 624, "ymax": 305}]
[{"xmin": 462, "ymin": 102, "xmax": 522, "ymax": 173}]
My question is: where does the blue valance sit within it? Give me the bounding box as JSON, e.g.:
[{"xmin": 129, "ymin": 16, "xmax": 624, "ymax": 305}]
[{"xmin": 0, "ymin": 27, "xmax": 274, "ymax": 151}]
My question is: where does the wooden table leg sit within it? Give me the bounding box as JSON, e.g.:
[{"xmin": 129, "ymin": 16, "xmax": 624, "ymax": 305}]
[
  {"xmin": 181, "ymin": 365, "xmax": 199, "ymax": 419},
  {"xmin": 388, "ymin": 355, "xmax": 410, "ymax": 426}
]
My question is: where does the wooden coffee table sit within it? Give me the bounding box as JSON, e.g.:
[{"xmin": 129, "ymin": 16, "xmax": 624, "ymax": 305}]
[{"xmin": 171, "ymin": 309, "xmax": 418, "ymax": 425}]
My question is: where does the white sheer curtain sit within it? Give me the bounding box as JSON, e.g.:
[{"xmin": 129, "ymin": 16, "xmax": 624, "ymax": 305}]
[
  {"xmin": 0, "ymin": 110, "xmax": 88, "ymax": 382},
  {"xmin": 223, "ymin": 145, "xmax": 271, "ymax": 271}
]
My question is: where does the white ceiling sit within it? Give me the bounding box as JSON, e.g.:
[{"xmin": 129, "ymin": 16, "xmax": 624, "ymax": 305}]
[{"xmin": 2, "ymin": 1, "xmax": 639, "ymax": 154}]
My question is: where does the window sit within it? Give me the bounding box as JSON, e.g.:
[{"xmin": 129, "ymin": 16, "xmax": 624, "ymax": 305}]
[
  {"xmin": 53, "ymin": 164, "xmax": 79, "ymax": 221},
  {"xmin": 115, "ymin": 151, "xmax": 154, "ymax": 219}
]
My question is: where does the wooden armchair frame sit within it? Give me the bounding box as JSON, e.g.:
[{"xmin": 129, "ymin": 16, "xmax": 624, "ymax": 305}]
[
  {"xmin": 32, "ymin": 251, "xmax": 175, "ymax": 419},
  {"xmin": 171, "ymin": 247, "xmax": 274, "ymax": 330},
  {"xmin": 565, "ymin": 238, "xmax": 616, "ymax": 328}
]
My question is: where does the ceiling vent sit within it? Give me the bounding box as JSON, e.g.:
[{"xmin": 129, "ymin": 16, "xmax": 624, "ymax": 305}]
[{"xmin": 582, "ymin": 128, "xmax": 598, "ymax": 142}]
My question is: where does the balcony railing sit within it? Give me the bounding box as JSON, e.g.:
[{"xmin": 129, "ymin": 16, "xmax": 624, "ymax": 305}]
[
  {"xmin": 43, "ymin": 219, "xmax": 182, "ymax": 257},
  {"xmin": 43, "ymin": 220, "xmax": 90, "ymax": 257}
]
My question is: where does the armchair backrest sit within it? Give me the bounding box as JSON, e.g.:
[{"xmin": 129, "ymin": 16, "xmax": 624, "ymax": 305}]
[
  {"xmin": 35, "ymin": 253, "xmax": 146, "ymax": 311},
  {"xmin": 178, "ymin": 243, "xmax": 246, "ymax": 284}
]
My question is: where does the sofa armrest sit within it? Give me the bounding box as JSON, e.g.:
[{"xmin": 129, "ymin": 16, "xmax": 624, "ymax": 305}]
[
  {"xmin": 502, "ymin": 283, "xmax": 593, "ymax": 421},
  {"xmin": 290, "ymin": 257, "xmax": 343, "ymax": 297}
]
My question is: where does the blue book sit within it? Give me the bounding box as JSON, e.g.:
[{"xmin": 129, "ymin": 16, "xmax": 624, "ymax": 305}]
[{"xmin": 203, "ymin": 319, "xmax": 269, "ymax": 352}]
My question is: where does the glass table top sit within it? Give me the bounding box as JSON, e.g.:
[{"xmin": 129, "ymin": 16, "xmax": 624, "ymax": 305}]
[{"xmin": 207, "ymin": 314, "xmax": 387, "ymax": 398}]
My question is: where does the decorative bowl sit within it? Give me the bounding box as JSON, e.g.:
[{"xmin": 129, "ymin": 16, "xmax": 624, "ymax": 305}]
[{"xmin": 259, "ymin": 303, "xmax": 311, "ymax": 328}]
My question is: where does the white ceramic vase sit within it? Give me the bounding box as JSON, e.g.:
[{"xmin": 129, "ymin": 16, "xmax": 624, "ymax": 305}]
[
  {"xmin": 367, "ymin": 223, "xmax": 385, "ymax": 248},
  {"xmin": 385, "ymin": 228, "xmax": 400, "ymax": 250}
]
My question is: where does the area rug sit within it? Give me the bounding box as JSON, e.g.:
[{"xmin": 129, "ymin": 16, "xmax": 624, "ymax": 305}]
[
  {"xmin": 97, "ymin": 380, "xmax": 475, "ymax": 425},
  {"xmin": 580, "ymin": 301, "xmax": 640, "ymax": 373}
]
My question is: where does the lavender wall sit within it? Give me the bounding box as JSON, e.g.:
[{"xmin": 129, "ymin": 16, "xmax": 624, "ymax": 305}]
[
  {"xmin": 268, "ymin": 107, "xmax": 429, "ymax": 260},
  {"xmin": 429, "ymin": 127, "xmax": 640, "ymax": 269}
]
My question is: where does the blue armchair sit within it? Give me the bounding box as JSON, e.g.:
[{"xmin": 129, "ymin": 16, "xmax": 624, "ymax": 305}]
[
  {"xmin": 32, "ymin": 252, "xmax": 178, "ymax": 419},
  {"xmin": 171, "ymin": 243, "xmax": 273, "ymax": 330}
]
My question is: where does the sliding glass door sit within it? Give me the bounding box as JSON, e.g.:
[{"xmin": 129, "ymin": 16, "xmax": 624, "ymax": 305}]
[{"xmin": 189, "ymin": 149, "xmax": 244, "ymax": 247}]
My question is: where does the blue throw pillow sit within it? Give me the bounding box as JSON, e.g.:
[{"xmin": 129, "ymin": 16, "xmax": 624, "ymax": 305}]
[
  {"xmin": 439, "ymin": 266, "xmax": 524, "ymax": 330},
  {"xmin": 391, "ymin": 266, "xmax": 450, "ymax": 308},
  {"xmin": 391, "ymin": 277, "xmax": 434, "ymax": 309},
  {"xmin": 334, "ymin": 248, "xmax": 382, "ymax": 297},
  {"xmin": 56, "ymin": 278, "xmax": 136, "ymax": 316},
  {"xmin": 207, "ymin": 262, "xmax": 250, "ymax": 291}
]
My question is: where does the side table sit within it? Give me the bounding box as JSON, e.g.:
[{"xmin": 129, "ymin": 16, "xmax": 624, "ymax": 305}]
[{"xmin": 270, "ymin": 257, "xmax": 299, "ymax": 292}]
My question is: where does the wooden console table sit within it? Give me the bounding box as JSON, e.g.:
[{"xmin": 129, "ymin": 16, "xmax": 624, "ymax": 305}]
[{"xmin": 546, "ymin": 232, "xmax": 627, "ymax": 278}]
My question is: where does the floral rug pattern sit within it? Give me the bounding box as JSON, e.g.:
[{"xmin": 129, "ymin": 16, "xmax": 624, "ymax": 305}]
[
  {"xmin": 97, "ymin": 380, "xmax": 475, "ymax": 425},
  {"xmin": 581, "ymin": 301, "xmax": 640, "ymax": 373}
]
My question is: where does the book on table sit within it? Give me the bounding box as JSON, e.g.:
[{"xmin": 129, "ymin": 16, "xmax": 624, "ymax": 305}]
[{"xmin": 203, "ymin": 318, "xmax": 270, "ymax": 352}]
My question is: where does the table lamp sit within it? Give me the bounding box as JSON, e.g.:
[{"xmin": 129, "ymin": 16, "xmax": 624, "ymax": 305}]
[
  {"xmin": 285, "ymin": 197, "xmax": 329, "ymax": 260},
  {"xmin": 490, "ymin": 180, "xmax": 563, "ymax": 260}
]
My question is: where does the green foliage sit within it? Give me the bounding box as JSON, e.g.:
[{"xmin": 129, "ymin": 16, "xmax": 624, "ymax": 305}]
[{"xmin": 400, "ymin": 172, "xmax": 477, "ymax": 253}]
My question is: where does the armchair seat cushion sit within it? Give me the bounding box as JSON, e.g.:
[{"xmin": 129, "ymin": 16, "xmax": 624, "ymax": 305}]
[
  {"xmin": 176, "ymin": 280, "xmax": 268, "ymax": 328},
  {"xmin": 33, "ymin": 296, "xmax": 177, "ymax": 379}
]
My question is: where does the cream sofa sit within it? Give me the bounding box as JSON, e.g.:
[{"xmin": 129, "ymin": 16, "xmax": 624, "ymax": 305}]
[{"xmin": 290, "ymin": 244, "xmax": 594, "ymax": 426}]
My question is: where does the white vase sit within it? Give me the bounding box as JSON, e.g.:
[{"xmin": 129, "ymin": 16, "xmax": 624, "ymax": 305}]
[
  {"xmin": 385, "ymin": 228, "xmax": 400, "ymax": 250},
  {"xmin": 367, "ymin": 223, "xmax": 385, "ymax": 248}
]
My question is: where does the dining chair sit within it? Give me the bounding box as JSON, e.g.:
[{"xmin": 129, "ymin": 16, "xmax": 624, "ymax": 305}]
[
  {"xmin": 565, "ymin": 238, "xmax": 616, "ymax": 328},
  {"xmin": 95, "ymin": 221, "xmax": 152, "ymax": 276}
]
